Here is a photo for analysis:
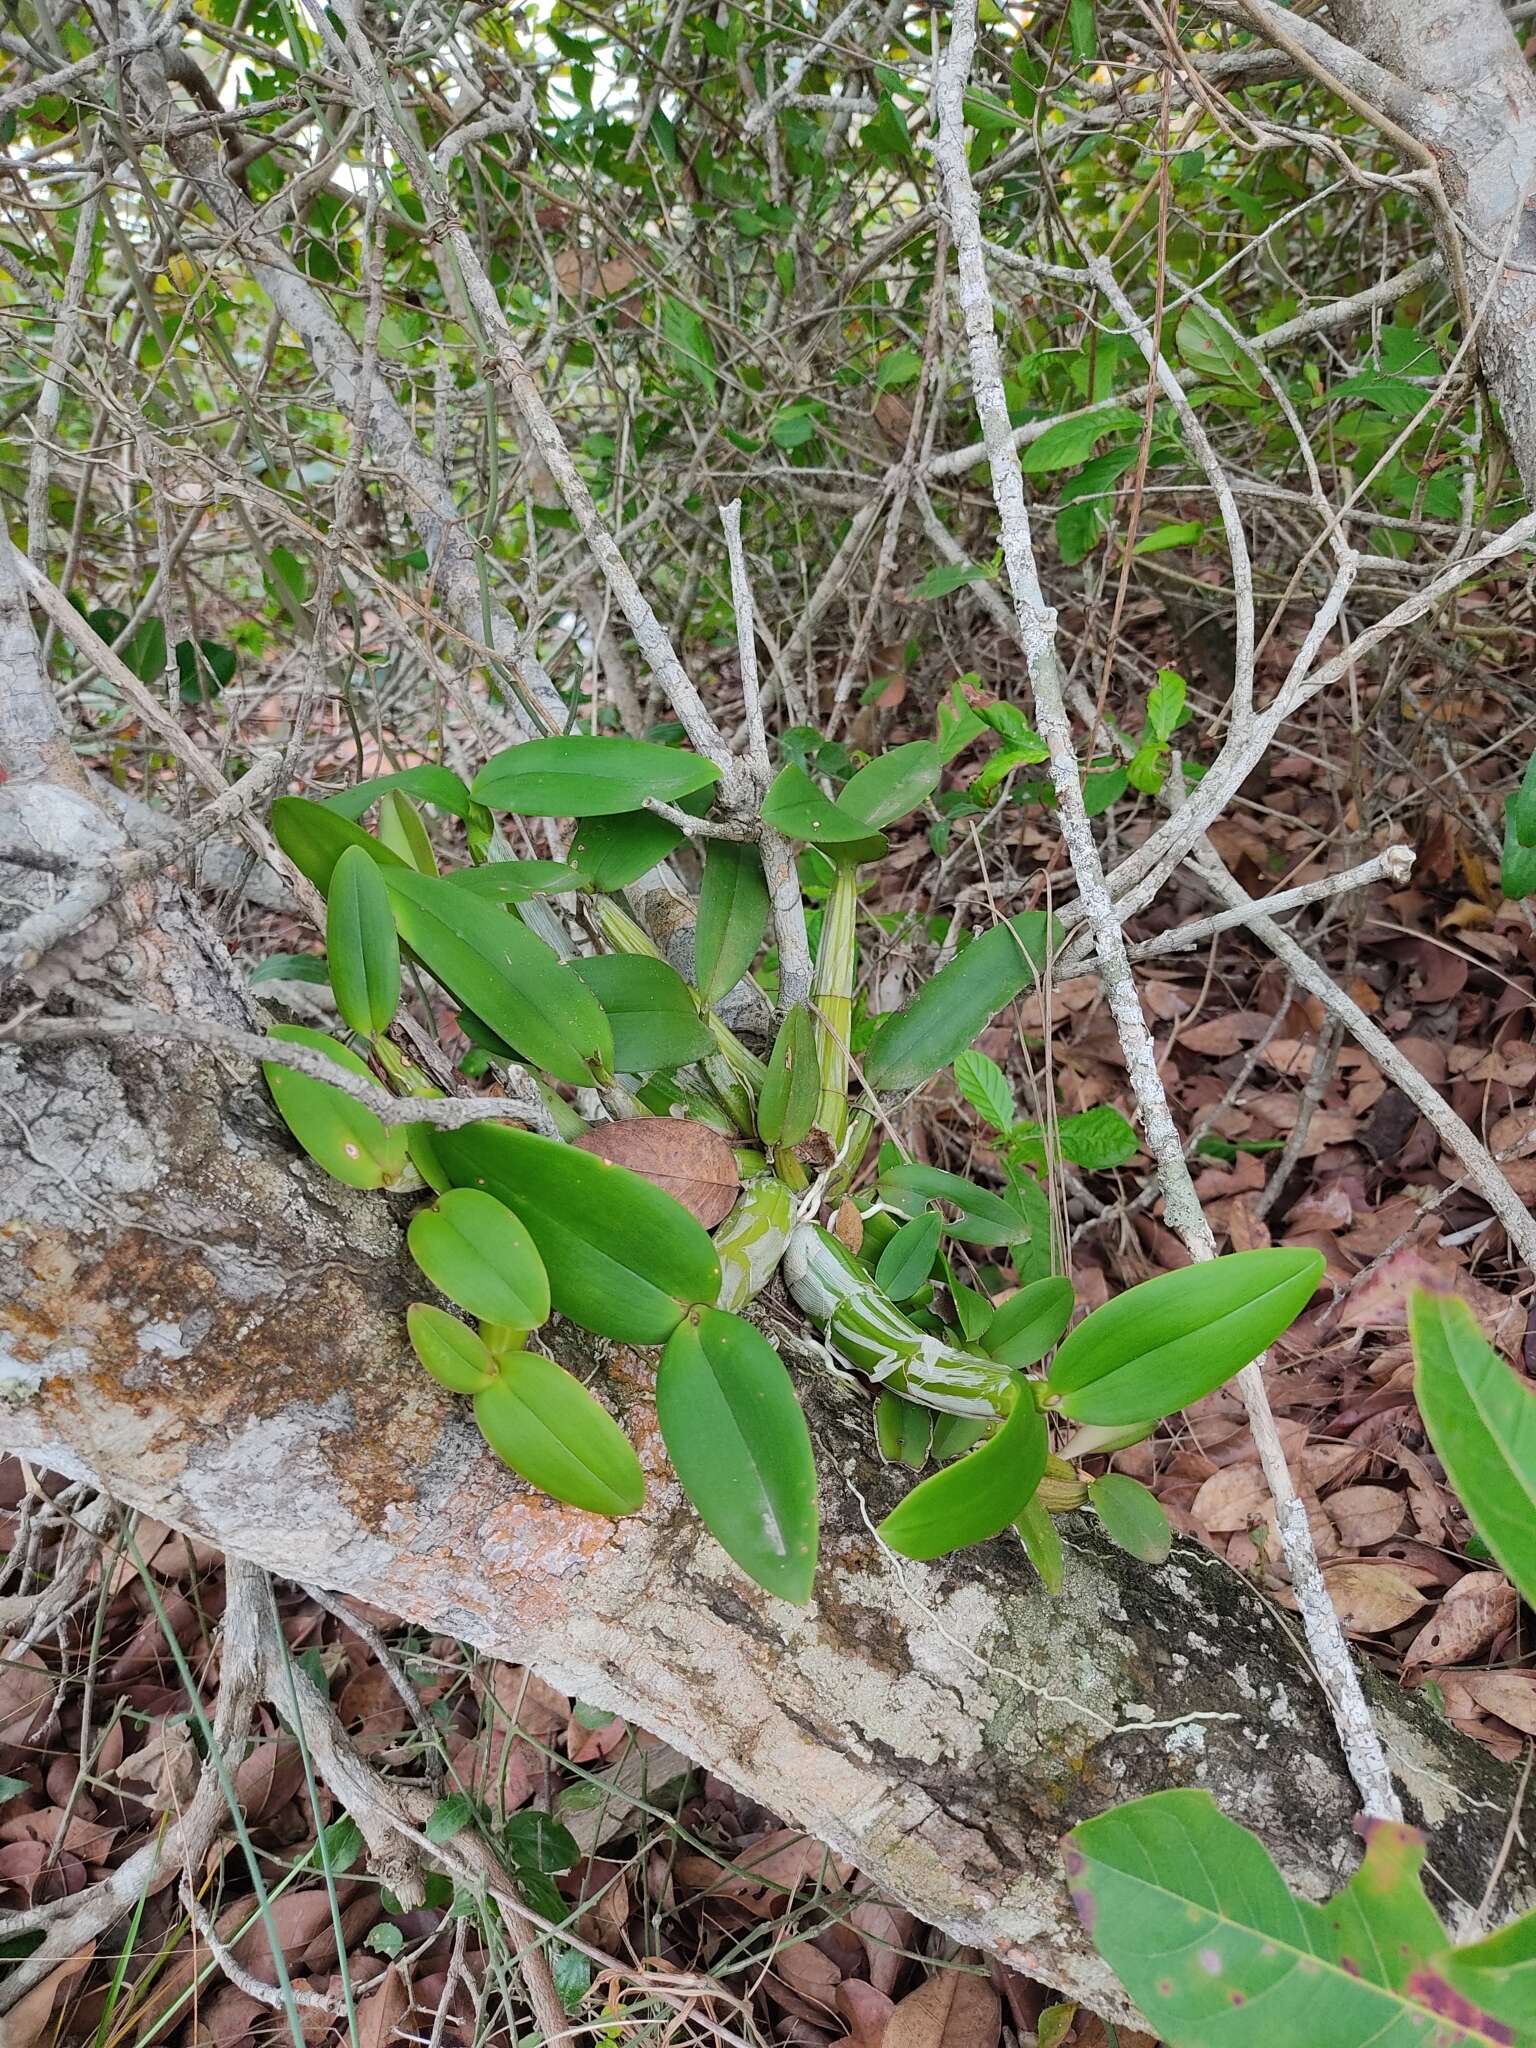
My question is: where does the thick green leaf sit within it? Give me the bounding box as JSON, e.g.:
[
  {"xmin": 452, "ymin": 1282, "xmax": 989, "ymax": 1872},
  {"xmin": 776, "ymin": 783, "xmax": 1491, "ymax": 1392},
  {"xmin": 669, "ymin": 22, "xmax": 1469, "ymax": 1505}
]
[
  {"xmin": 878, "ymin": 1391, "xmax": 1046, "ymax": 1560},
  {"xmin": 407, "ymin": 1188, "xmax": 550, "ymax": 1329},
  {"xmin": 1015, "ymin": 1497, "xmax": 1064, "ymax": 1593},
  {"xmin": 1409, "ymin": 1289, "xmax": 1536, "ymax": 1608},
  {"xmin": 839, "ymin": 742, "xmax": 942, "ymax": 830},
  {"xmin": 1089, "ymin": 1473, "xmax": 1171, "ymax": 1563},
  {"xmin": 1064, "ymin": 1792, "xmax": 1512, "ymax": 2048},
  {"xmin": 571, "ymin": 954, "xmax": 713, "ymax": 1072},
  {"xmin": 657, "ymin": 1308, "xmax": 818, "ymax": 1603},
  {"xmin": 272, "ymin": 796, "xmax": 405, "ymax": 895},
  {"xmin": 757, "ymin": 1003, "xmax": 819, "ymax": 1147},
  {"xmin": 435, "ymin": 1122, "xmax": 720, "ymax": 1344},
  {"xmin": 566, "ymin": 810, "xmax": 684, "ymax": 891},
  {"xmin": 864, "ymin": 913, "xmax": 1059, "ymax": 1093},
  {"xmin": 446, "ymin": 861, "xmax": 585, "ymax": 902},
  {"xmin": 474, "ymin": 1351, "xmax": 645, "ymax": 1516},
  {"xmin": 327, "ymin": 845, "xmax": 400, "ymax": 1037},
  {"xmin": 985, "ymin": 1277, "xmax": 1075, "ymax": 1368},
  {"xmin": 502, "ymin": 1811, "xmax": 581, "ymax": 1876},
  {"xmin": 759, "ymin": 762, "xmax": 888, "ymax": 855},
  {"xmin": 695, "ymin": 840, "xmax": 769, "ymax": 1004},
  {"xmin": 376, "ymin": 790, "xmax": 439, "ymax": 874},
  {"xmin": 953, "ymin": 1049, "xmax": 1014, "ymax": 1133},
  {"xmin": 662, "ymin": 294, "xmax": 717, "ymax": 397},
  {"xmin": 249, "ymin": 952, "xmax": 329, "ymax": 987},
  {"xmin": 323, "ymin": 765, "xmax": 475, "ymax": 823},
  {"xmin": 406, "ymin": 1303, "xmax": 499, "ymax": 1393},
  {"xmin": 262, "ymin": 1025, "xmax": 406, "ymax": 1190},
  {"xmin": 874, "ymin": 1210, "xmax": 941, "ymax": 1300},
  {"xmin": 473, "ymin": 736, "xmax": 720, "ymax": 817},
  {"xmin": 878, "ymin": 1163, "xmax": 1028, "ymax": 1247},
  {"xmin": 383, "ymin": 868, "xmax": 612, "ymax": 1087},
  {"xmin": 1021, "ymin": 406, "xmax": 1139, "ymax": 474},
  {"xmin": 1047, "ymin": 1249, "xmax": 1324, "ymax": 1425},
  {"xmin": 875, "ymin": 1389, "xmax": 932, "ymax": 1467}
]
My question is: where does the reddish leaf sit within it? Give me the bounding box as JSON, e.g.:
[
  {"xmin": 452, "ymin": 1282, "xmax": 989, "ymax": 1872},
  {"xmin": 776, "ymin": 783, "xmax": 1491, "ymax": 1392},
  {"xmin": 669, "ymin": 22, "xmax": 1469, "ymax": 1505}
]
[{"xmin": 572, "ymin": 1116, "xmax": 739, "ymax": 1227}]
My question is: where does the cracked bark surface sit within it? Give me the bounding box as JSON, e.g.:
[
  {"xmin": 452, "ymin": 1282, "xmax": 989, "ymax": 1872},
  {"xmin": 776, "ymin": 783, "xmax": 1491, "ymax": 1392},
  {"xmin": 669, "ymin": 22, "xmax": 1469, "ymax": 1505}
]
[{"xmin": 3, "ymin": 798, "xmax": 1533, "ymax": 2024}]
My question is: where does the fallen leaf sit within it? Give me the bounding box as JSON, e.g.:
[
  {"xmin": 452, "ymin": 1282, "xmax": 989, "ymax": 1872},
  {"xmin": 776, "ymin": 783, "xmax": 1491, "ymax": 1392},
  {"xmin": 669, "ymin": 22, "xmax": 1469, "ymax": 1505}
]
[
  {"xmin": 838, "ymin": 1979, "xmax": 896, "ymax": 2046},
  {"xmin": 2, "ymin": 1942, "xmax": 94, "ymax": 2047},
  {"xmin": 1325, "ymin": 1485, "xmax": 1404, "ymax": 1549},
  {"xmin": 883, "ymin": 1962, "xmax": 1000, "ymax": 2047},
  {"xmin": 1191, "ymin": 1464, "xmax": 1269, "ymax": 1534},
  {"xmin": 851, "ymin": 1898, "xmax": 913, "ymax": 1994},
  {"xmin": 1322, "ymin": 1561, "xmax": 1427, "ymax": 1634},
  {"xmin": 0, "ymin": 1646, "xmax": 52, "ymax": 1750},
  {"xmin": 572, "ymin": 1117, "xmax": 739, "ymax": 1227},
  {"xmin": 1454, "ymin": 1669, "xmax": 1536, "ymax": 1738},
  {"xmin": 1405, "ymin": 1573, "xmax": 1517, "ymax": 1670}
]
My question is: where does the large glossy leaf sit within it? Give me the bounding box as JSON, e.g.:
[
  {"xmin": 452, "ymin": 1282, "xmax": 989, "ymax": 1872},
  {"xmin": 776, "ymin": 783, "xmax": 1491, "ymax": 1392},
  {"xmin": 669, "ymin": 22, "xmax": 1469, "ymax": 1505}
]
[
  {"xmin": 571, "ymin": 954, "xmax": 714, "ymax": 1072},
  {"xmin": 473, "ymin": 736, "xmax": 720, "ymax": 817},
  {"xmin": 878, "ymin": 1162, "xmax": 1028, "ymax": 1247},
  {"xmin": 839, "ymin": 741, "xmax": 942, "ymax": 830},
  {"xmin": 878, "ymin": 1393, "xmax": 1046, "ymax": 1560},
  {"xmin": 695, "ymin": 839, "xmax": 769, "ymax": 1004},
  {"xmin": 759, "ymin": 762, "xmax": 888, "ymax": 856},
  {"xmin": 406, "ymin": 1303, "xmax": 499, "ymax": 1393},
  {"xmin": 435, "ymin": 1122, "xmax": 720, "ymax": 1344},
  {"xmin": 473, "ymin": 1350, "xmax": 645, "ymax": 1516},
  {"xmin": 262, "ymin": 1025, "xmax": 406, "ymax": 1190},
  {"xmin": 446, "ymin": 861, "xmax": 584, "ymax": 902},
  {"xmin": 1047, "ymin": 1249, "xmax": 1324, "ymax": 1425},
  {"xmin": 757, "ymin": 1002, "xmax": 819, "ymax": 1146},
  {"xmin": 1409, "ymin": 1289, "xmax": 1536, "ymax": 1607},
  {"xmin": 1064, "ymin": 1791, "xmax": 1518, "ymax": 2048},
  {"xmin": 326, "ymin": 845, "xmax": 400, "ymax": 1037},
  {"xmin": 864, "ymin": 913, "xmax": 1059, "ymax": 1093},
  {"xmin": 272, "ymin": 795, "xmax": 405, "ymax": 895},
  {"xmin": 657, "ymin": 1309, "xmax": 818, "ymax": 1603},
  {"xmin": 566, "ymin": 809, "xmax": 685, "ymax": 891},
  {"xmin": 874, "ymin": 1210, "xmax": 941, "ymax": 1300},
  {"xmin": 323, "ymin": 765, "xmax": 475, "ymax": 822},
  {"xmin": 407, "ymin": 1188, "xmax": 550, "ymax": 1329},
  {"xmin": 383, "ymin": 868, "xmax": 611, "ymax": 1087},
  {"xmin": 985, "ymin": 1276, "xmax": 1074, "ymax": 1367}
]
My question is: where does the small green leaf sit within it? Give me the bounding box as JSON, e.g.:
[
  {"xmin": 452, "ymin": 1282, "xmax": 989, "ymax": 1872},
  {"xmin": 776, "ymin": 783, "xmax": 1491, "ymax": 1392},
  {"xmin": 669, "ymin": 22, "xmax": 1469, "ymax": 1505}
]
[
  {"xmin": 473, "ymin": 736, "xmax": 720, "ymax": 818},
  {"xmin": 879, "ymin": 1163, "xmax": 1028, "ymax": 1247},
  {"xmin": 760, "ymin": 762, "xmax": 888, "ymax": 855},
  {"xmin": 376, "ymin": 790, "xmax": 439, "ymax": 874},
  {"xmin": 384, "ymin": 868, "xmax": 611, "ymax": 1087},
  {"xmin": 272, "ymin": 796, "xmax": 405, "ymax": 895},
  {"xmin": 878, "ymin": 1392, "xmax": 1046, "ymax": 1560},
  {"xmin": 1089, "ymin": 1473, "xmax": 1172, "ymax": 1564},
  {"xmin": 326, "ymin": 845, "xmax": 400, "ymax": 1037},
  {"xmin": 1015, "ymin": 1497, "xmax": 1064, "ymax": 1593},
  {"xmin": 406, "ymin": 1303, "xmax": 499, "ymax": 1394},
  {"xmin": 1021, "ymin": 407, "xmax": 1139, "ymax": 474},
  {"xmin": 1132, "ymin": 520, "xmax": 1204, "ymax": 556},
  {"xmin": 839, "ymin": 743, "xmax": 943, "ymax": 830},
  {"xmin": 474, "ymin": 1349, "xmax": 645, "ymax": 1516},
  {"xmin": 758, "ymin": 1003, "xmax": 820, "ymax": 1147},
  {"xmin": 1510, "ymin": 745, "xmax": 1536, "ymax": 848},
  {"xmin": 571, "ymin": 954, "xmax": 714, "ymax": 1072},
  {"xmin": 912, "ymin": 559, "xmax": 996, "ymax": 600},
  {"xmin": 1047, "ymin": 1248, "xmax": 1325, "ymax": 1424},
  {"xmin": 953, "ymin": 1049, "xmax": 1014, "ymax": 1133},
  {"xmin": 502, "ymin": 1810, "xmax": 581, "ymax": 1875},
  {"xmin": 863, "ymin": 913, "xmax": 1059, "ymax": 1093},
  {"xmin": 1058, "ymin": 1105, "xmax": 1139, "ymax": 1171},
  {"xmin": 436, "ymin": 1122, "xmax": 720, "ymax": 1344},
  {"xmin": 657, "ymin": 1308, "xmax": 819, "ymax": 1603},
  {"xmin": 1409, "ymin": 1289, "xmax": 1536, "ymax": 1608},
  {"xmin": 249, "ymin": 952, "xmax": 329, "ymax": 987},
  {"xmin": 875, "ymin": 346, "xmax": 923, "ymax": 389},
  {"xmin": 875, "ymin": 1388, "xmax": 932, "ymax": 1467},
  {"xmin": 661, "ymin": 295, "xmax": 717, "ymax": 397},
  {"xmin": 985, "ymin": 1277, "xmax": 1074, "ymax": 1368},
  {"xmin": 874, "ymin": 1210, "xmax": 942, "ymax": 1301},
  {"xmin": 695, "ymin": 839, "xmax": 770, "ymax": 1005},
  {"xmin": 426, "ymin": 1793, "xmax": 477, "ymax": 1843},
  {"xmin": 408, "ymin": 1188, "xmax": 550, "ymax": 1329},
  {"xmin": 262, "ymin": 1025, "xmax": 406, "ymax": 1190},
  {"xmin": 1145, "ymin": 668, "xmax": 1187, "ymax": 742}
]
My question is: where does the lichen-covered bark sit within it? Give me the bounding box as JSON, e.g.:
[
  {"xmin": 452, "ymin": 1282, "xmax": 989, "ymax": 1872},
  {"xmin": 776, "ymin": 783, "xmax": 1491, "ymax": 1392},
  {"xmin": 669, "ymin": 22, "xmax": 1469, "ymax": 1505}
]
[{"xmin": 3, "ymin": 861, "xmax": 1532, "ymax": 2021}]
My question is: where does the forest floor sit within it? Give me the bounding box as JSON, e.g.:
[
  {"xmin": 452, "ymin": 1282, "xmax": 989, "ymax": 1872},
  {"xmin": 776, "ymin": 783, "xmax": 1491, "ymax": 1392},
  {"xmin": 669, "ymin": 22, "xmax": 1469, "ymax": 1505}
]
[{"xmin": 5, "ymin": 576, "xmax": 1535, "ymax": 2048}]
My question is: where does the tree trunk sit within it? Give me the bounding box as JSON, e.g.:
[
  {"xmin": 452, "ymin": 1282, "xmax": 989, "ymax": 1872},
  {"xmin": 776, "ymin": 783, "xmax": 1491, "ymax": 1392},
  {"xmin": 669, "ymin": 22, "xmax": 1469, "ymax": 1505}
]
[{"xmin": 3, "ymin": 797, "xmax": 1532, "ymax": 2022}]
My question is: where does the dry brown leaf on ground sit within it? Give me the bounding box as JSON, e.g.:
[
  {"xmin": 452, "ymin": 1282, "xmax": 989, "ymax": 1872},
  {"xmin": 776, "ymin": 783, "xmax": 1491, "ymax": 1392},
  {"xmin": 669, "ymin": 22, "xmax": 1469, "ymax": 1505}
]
[
  {"xmin": 850, "ymin": 1898, "xmax": 914, "ymax": 1994},
  {"xmin": 572, "ymin": 1117, "xmax": 740, "ymax": 1227},
  {"xmin": 1405, "ymin": 1573, "xmax": 1518, "ymax": 1671},
  {"xmin": 1325, "ymin": 1485, "xmax": 1406, "ymax": 1548},
  {"xmin": 836, "ymin": 1978, "xmax": 897, "ymax": 2044},
  {"xmin": 2, "ymin": 1942, "xmax": 95, "ymax": 2048},
  {"xmin": 1191, "ymin": 1464, "xmax": 1269, "ymax": 1534},
  {"xmin": 882, "ymin": 1961, "xmax": 1001, "ymax": 2047},
  {"xmin": 1453, "ymin": 1669, "xmax": 1536, "ymax": 1738},
  {"xmin": 1321, "ymin": 1561, "xmax": 1427, "ymax": 1635}
]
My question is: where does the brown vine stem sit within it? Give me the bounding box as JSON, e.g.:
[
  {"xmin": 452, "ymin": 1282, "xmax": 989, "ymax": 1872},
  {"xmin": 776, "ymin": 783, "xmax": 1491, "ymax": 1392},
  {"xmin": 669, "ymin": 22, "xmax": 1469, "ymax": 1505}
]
[{"xmin": 930, "ymin": 0, "xmax": 1400, "ymax": 1823}]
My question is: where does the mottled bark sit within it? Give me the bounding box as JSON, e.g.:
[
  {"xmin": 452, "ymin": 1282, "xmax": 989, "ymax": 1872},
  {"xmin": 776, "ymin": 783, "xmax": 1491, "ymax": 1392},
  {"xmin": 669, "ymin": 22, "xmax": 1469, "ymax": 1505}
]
[{"xmin": 2, "ymin": 791, "xmax": 1532, "ymax": 2023}]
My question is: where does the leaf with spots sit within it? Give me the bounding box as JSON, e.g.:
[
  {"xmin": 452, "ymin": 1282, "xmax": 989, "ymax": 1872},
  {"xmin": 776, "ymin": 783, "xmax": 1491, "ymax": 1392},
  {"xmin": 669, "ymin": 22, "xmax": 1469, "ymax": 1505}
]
[{"xmin": 1064, "ymin": 1790, "xmax": 1525, "ymax": 2047}]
